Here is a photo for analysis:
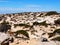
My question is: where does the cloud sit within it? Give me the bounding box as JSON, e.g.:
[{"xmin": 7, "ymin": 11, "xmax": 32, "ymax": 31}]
[
  {"xmin": 25, "ymin": 5, "xmax": 41, "ymax": 8},
  {"xmin": 0, "ymin": 4, "xmax": 59, "ymax": 14}
]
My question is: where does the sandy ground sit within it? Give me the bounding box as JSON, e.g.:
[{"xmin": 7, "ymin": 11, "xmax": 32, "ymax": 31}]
[
  {"xmin": 10, "ymin": 38, "xmax": 60, "ymax": 45},
  {"xmin": 10, "ymin": 38, "xmax": 38, "ymax": 45}
]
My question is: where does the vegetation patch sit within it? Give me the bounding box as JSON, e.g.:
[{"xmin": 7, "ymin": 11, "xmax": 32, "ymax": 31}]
[
  {"xmin": 33, "ymin": 21, "xmax": 40, "ymax": 25},
  {"xmin": 48, "ymin": 29, "xmax": 60, "ymax": 38},
  {"xmin": 38, "ymin": 13, "xmax": 43, "ymax": 17},
  {"xmin": 48, "ymin": 33, "xmax": 55, "ymax": 38},
  {"xmin": 14, "ymin": 24, "xmax": 31, "ymax": 28},
  {"xmin": 54, "ymin": 18, "xmax": 60, "ymax": 25},
  {"xmin": 53, "ymin": 29, "xmax": 60, "ymax": 34},
  {"xmin": 45, "ymin": 11, "xmax": 58, "ymax": 16},
  {"xmin": 14, "ymin": 30, "xmax": 29, "ymax": 39},
  {"xmin": 51, "ymin": 37, "xmax": 60, "ymax": 41},
  {"xmin": 33, "ymin": 21, "xmax": 48, "ymax": 27},
  {"xmin": 39, "ymin": 21, "xmax": 48, "ymax": 26},
  {"xmin": 0, "ymin": 21, "xmax": 11, "ymax": 32}
]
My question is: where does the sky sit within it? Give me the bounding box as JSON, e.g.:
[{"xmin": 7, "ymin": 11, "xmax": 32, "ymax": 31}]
[{"xmin": 0, "ymin": 0, "xmax": 60, "ymax": 14}]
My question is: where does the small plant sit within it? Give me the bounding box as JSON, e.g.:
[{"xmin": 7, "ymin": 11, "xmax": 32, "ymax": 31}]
[
  {"xmin": 51, "ymin": 37, "xmax": 60, "ymax": 41},
  {"xmin": 45, "ymin": 11, "xmax": 58, "ymax": 16},
  {"xmin": 14, "ymin": 30, "xmax": 29, "ymax": 39}
]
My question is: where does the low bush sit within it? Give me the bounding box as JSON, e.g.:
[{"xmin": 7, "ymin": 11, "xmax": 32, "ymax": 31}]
[
  {"xmin": 33, "ymin": 21, "xmax": 48, "ymax": 27},
  {"xmin": 45, "ymin": 11, "xmax": 58, "ymax": 16},
  {"xmin": 51, "ymin": 37, "xmax": 60, "ymax": 41},
  {"xmin": 53, "ymin": 29, "xmax": 60, "ymax": 34},
  {"xmin": 14, "ymin": 30, "xmax": 29, "ymax": 38},
  {"xmin": 48, "ymin": 33, "xmax": 55, "ymax": 38},
  {"xmin": 0, "ymin": 21, "xmax": 11, "ymax": 32},
  {"xmin": 48, "ymin": 29, "xmax": 60, "ymax": 38},
  {"xmin": 14, "ymin": 24, "xmax": 30, "ymax": 28},
  {"xmin": 39, "ymin": 21, "xmax": 47, "ymax": 26},
  {"xmin": 54, "ymin": 19, "xmax": 60, "ymax": 25},
  {"xmin": 33, "ymin": 22, "xmax": 40, "ymax": 25}
]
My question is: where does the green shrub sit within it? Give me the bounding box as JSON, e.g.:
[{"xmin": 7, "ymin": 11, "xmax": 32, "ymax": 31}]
[
  {"xmin": 45, "ymin": 11, "xmax": 58, "ymax": 16},
  {"xmin": 54, "ymin": 19, "xmax": 60, "ymax": 25},
  {"xmin": 48, "ymin": 29, "xmax": 60, "ymax": 38},
  {"xmin": 33, "ymin": 22, "xmax": 40, "ymax": 25},
  {"xmin": 38, "ymin": 13, "xmax": 43, "ymax": 17},
  {"xmin": 14, "ymin": 24, "xmax": 30, "ymax": 28},
  {"xmin": 48, "ymin": 33, "xmax": 55, "ymax": 38},
  {"xmin": 14, "ymin": 30, "xmax": 29, "ymax": 38},
  {"xmin": 33, "ymin": 21, "xmax": 47, "ymax": 26},
  {"xmin": 39, "ymin": 21, "xmax": 47, "ymax": 26},
  {"xmin": 1, "ymin": 21, "xmax": 9, "ymax": 24},
  {"xmin": 51, "ymin": 37, "xmax": 60, "ymax": 41},
  {"xmin": 53, "ymin": 29, "xmax": 60, "ymax": 34},
  {"xmin": 0, "ymin": 21, "xmax": 11, "ymax": 32}
]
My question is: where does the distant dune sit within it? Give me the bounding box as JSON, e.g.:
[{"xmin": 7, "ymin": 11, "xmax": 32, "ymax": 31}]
[{"xmin": 0, "ymin": 11, "xmax": 60, "ymax": 45}]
